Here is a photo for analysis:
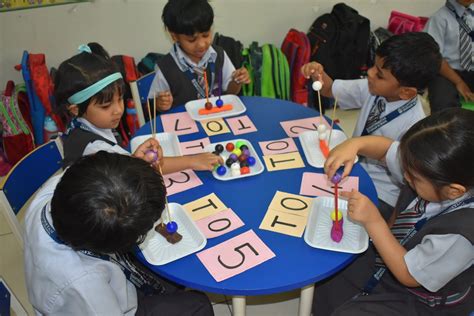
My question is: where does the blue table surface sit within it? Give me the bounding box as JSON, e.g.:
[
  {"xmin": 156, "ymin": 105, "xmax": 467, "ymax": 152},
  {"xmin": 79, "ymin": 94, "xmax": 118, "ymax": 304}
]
[{"xmin": 134, "ymin": 96, "xmax": 377, "ymax": 296}]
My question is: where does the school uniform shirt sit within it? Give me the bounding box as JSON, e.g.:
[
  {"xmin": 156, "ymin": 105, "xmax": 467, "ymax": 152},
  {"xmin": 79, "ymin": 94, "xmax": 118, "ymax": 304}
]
[
  {"xmin": 24, "ymin": 174, "xmax": 138, "ymax": 315},
  {"xmin": 424, "ymin": 0, "xmax": 474, "ymax": 71},
  {"xmin": 385, "ymin": 141, "xmax": 474, "ymax": 292},
  {"xmin": 78, "ymin": 117, "xmax": 129, "ymax": 157},
  {"xmin": 148, "ymin": 44, "xmax": 236, "ymax": 101},
  {"xmin": 332, "ymin": 79, "xmax": 426, "ymax": 206}
]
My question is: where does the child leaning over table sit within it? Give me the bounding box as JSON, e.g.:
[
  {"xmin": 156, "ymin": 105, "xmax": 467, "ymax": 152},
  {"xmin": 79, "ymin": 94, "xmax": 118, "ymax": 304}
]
[
  {"xmin": 53, "ymin": 43, "xmax": 222, "ymax": 171},
  {"xmin": 313, "ymin": 108, "xmax": 474, "ymax": 315},
  {"xmin": 147, "ymin": 0, "xmax": 251, "ymax": 112},
  {"xmin": 24, "ymin": 152, "xmax": 214, "ymax": 315},
  {"xmin": 301, "ymin": 32, "xmax": 442, "ymax": 221}
]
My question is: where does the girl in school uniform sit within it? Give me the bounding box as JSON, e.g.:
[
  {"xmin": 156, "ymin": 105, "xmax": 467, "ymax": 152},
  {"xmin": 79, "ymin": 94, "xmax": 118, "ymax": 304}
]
[
  {"xmin": 316, "ymin": 108, "xmax": 474, "ymax": 315},
  {"xmin": 54, "ymin": 44, "xmax": 222, "ymax": 171}
]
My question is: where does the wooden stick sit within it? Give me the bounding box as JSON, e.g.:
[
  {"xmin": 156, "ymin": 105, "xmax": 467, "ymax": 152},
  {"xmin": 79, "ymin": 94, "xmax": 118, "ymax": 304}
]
[
  {"xmin": 146, "ymin": 99, "xmax": 153, "ymax": 136},
  {"xmin": 317, "ymin": 90, "xmax": 323, "ymax": 121},
  {"xmin": 327, "ymin": 98, "xmax": 338, "ymax": 147}
]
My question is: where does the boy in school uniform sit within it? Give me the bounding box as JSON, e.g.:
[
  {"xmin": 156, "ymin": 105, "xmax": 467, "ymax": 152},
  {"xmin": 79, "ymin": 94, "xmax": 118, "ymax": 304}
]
[
  {"xmin": 301, "ymin": 32, "xmax": 442, "ymax": 220},
  {"xmin": 424, "ymin": 0, "xmax": 474, "ymax": 113},
  {"xmin": 24, "ymin": 152, "xmax": 214, "ymax": 316},
  {"xmin": 148, "ymin": 0, "xmax": 251, "ymax": 112}
]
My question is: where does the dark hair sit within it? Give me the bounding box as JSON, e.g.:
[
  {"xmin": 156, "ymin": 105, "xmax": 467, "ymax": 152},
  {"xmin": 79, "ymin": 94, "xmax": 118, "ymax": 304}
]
[
  {"xmin": 400, "ymin": 108, "xmax": 474, "ymax": 189},
  {"xmin": 162, "ymin": 0, "xmax": 214, "ymax": 35},
  {"xmin": 376, "ymin": 32, "xmax": 442, "ymax": 91},
  {"xmin": 51, "ymin": 152, "xmax": 166, "ymax": 254},
  {"xmin": 87, "ymin": 42, "xmax": 111, "ymax": 60},
  {"xmin": 53, "ymin": 48, "xmax": 124, "ymax": 116}
]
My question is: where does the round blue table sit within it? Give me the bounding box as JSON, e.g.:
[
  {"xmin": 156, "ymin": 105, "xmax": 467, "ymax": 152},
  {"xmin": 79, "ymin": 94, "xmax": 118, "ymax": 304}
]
[{"xmin": 134, "ymin": 96, "xmax": 377, "ymax": 315}]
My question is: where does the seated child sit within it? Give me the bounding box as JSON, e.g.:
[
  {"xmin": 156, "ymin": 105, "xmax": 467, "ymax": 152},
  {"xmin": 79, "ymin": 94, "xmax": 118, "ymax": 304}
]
[
  {"xmin": 24, "ymin": 152, "xmax": 214, "ymax": 315},
  {"xmin": 316, "ymin": 108, "xmax": 474, "ymax": 315},
  {"xmin": 148, "ymin": 0, "xmax": 251, "ymax": 112},
  {"xmin": 54, "ymin": 45, "xmax": 222, "ymax": 172},
  {"xmin": 301, "ymin": 32, "xmax": 442, "ymax": 220}
]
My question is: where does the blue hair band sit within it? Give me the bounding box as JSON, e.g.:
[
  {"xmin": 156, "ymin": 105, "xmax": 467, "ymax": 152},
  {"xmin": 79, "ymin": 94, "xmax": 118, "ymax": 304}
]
[
  {"xmin": 67, "ymin": 72, "xmax": 123, "ymax": 105},
  {"xmin": 78, "ymin": 44, "xmax": 92, "ymax": 54}
]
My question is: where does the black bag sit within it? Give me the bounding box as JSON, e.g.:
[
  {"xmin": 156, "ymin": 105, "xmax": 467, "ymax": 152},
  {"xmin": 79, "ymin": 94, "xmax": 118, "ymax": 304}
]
[
  {"xmin": 307, "ymin": 3, "xmax": 370, "ymax": 80},
  {"xmin": 367, "ymin": 27, "xmax": 394, "ymax": 68},
  {"xmin": 137, "ymin": 52, "xmax": 165, "ymax": 76},
  {"xmin": 213, "ymin": 32, "xmax": 244, "ymax": 69}
]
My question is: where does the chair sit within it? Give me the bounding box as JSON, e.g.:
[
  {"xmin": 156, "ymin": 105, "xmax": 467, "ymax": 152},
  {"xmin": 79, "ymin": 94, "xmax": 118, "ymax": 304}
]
[
  {"xmin": 130, "ymin": 71, "xmax": 156, "ymax": 127},
  {"xmin": 0, "ymin": 138, "xmax": 63, "ymax": 249}
]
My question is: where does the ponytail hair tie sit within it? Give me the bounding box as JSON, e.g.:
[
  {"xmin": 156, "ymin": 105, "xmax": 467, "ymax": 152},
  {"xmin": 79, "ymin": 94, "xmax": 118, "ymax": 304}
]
[{"xmin": 77, "ymin": 44, "xmax": 92, "ymax": 54}]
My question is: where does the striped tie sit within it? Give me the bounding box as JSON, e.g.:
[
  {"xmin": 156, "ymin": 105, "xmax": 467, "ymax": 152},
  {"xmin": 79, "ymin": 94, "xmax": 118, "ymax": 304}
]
[
  {"xmin": 365, "ymin": 97, "xmax": 386, "ymax": 133},
  {"xmin": 459, "ymin": 12, "xmax": 472, "ymax": 70}
]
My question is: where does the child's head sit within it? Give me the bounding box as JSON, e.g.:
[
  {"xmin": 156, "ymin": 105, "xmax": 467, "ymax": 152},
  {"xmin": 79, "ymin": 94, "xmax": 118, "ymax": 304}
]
[
  {"xmin": 367, "ymin": 32, "xmax": 441, "ymax": 102},
  {"xmin": 162, "ymin": 0, "xmax": 214, "ymax": 63},
  {"xmin": 400, "ymin": 108, "xmax": 474, "ymax": 202},
  {"xmin": 54, "ymin": 44, "xmax": 125, "ymax": 129},
  {"xmin": 457, "ymin": 0, "xmax": 474, "ymax": 7},
  {"xmin": 51, "ymin": 151, "xmax": 166, "ymax": 254}
]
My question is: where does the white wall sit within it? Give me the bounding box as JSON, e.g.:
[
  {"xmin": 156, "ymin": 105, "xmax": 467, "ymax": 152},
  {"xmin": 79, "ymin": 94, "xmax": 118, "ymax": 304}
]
[{"xmin": 0, "ymin": 0, "xmax": 444, "ymax": 86}]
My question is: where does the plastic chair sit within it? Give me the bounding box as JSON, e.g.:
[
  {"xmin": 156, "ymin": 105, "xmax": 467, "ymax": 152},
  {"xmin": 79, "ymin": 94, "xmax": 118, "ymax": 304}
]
[
  {"xmin": 130, "ymin": 71, "xmax": 156, "ymax": 127},
  {"xmin": 0, "ymin": 138, "xmax": 63, "ymax": 249}
]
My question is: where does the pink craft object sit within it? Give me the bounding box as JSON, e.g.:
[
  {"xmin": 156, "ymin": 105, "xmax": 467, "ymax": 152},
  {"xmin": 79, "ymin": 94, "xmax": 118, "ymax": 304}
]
[{"xmin": 331, "ymin": 218, "xmax": 343, "ymax": 243}]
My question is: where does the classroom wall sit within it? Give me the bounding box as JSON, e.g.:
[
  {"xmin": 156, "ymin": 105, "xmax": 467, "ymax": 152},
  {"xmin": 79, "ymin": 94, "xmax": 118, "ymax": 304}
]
[{"xmin": 0, "ymin": 0, "xmax": 444, "ymax": 86}]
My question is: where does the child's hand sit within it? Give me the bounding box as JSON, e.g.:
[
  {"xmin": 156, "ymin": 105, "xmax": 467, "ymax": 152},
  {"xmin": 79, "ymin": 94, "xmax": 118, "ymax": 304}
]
[
  {"xmin": 324, "ymin": 139, "xmax": 359, "ymax": 180},
  {"xmin": 301, "ymin": 62, "xmax": 324, "ymax": 82},
  {"xmin": 455, "ymin": 81, "xmax": 474, "ymax": 101},
  {"xmin": 232, "ymin": 68, "xmax": 251, "ymax": 85},
  {"xmin": 133, "ymin": 138, "xmax": 163, "ymax": 167},
  {"xmin": 189, "ymin": 152, "xmax": 224, "ymax": 171},
  {"xmin": 156, "ymin": 91, "xmax": 173, "ymax": 112},
  {"xmin": 340, "ymin": 190, "xmax": 382, "ymax": 227}
]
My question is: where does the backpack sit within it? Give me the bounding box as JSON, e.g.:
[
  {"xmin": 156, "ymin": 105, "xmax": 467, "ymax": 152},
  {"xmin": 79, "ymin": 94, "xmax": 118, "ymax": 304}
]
[
  {"xmin": 281, "ymin": 29, "xmax": 311, "ymax": 105},
  {"xmin": 213, "ymin": 32, "xmax": 244, "ymax": 69},
  {"xmin": 137, "ymin": 52, "xmax": 165, "ymax": 76},
  {"xmin": 367, "ymin": 27, "xmax": 393, "ymax": 68},
  {"xmin": 307, "ymin": 3, "xmax": 370, "ymax": 80},
  {"xmin": 242, "ymin": 42, "xmax": 290, "ymax": 100},
  {"xmin": 0, "ymin": 82, "xmax": 35, "ymax": 165},
  {"xmin": 387, "ymin": 10, "xmax": 428, "ymax": 35}
]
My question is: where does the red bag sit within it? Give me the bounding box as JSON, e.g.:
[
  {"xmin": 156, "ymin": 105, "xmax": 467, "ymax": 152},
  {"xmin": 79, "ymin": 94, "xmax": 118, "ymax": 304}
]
[{"xmin": 388, "ymin": 11, "xmax": 428, "ymax": 35}]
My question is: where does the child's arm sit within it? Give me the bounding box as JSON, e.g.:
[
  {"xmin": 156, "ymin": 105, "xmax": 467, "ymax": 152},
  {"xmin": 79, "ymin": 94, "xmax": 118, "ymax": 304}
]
[
  {"xmin": 161, "ymin": 153, "xmax": 223, "ymax": 174},
  {"xmin": 440, "ymin": 59, "xmax": 474, "ymax": 101},
  {"xmin": 132, "ymin": 138, "xmax": 163, "ymax": 166},
  {"xmin": 226, "ymin": 67, "xmax": 251, "ymax": 95},
  {"xmin": 300, "ymin": 62, "xmax": 334, "ymax": 97},
  {"xmin": 340, "ymin": 190, "xmax": 420, "ymax": 287},
  {"xmin": 324, "ymin": 136, "xmax": 394, "ymax": 179}
]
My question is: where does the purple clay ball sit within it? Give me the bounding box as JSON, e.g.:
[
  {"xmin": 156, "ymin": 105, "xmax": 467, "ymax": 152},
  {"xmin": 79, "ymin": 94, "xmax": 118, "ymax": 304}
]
[
  {"xmin": 331, "ymin": 173, "xmax": 342, "ymax": 184},
  {"xmin": 247, "ymin": 156, "xmax": 256, "ymax": 166},
  {"xmin": 229, "ymin": 153, "xmax": 238, "ymax": 161},
  {"xmin": 216, "ymin": 98, "xmax": 224, "ymax": 108},
  {"xmin": 242, "ymin": 149, "xmax": 251, "ymax": 156},
  {"xmin": 216, "ymin": 165, "xmax": 227, "ymax": 176},
  {"xmin": 166, "ymin": 221, "xmax": 178, "ymax": 234},
  {"xmin": 144, "ymin": 149, "xmax": 158, "ymax": 163}
]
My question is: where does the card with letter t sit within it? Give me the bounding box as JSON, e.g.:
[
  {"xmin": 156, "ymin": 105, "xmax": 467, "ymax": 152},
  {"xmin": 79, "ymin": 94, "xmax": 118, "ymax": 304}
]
[{"xmin": 196, "ymin": 230, "xmax": 275, "ymax": 282}]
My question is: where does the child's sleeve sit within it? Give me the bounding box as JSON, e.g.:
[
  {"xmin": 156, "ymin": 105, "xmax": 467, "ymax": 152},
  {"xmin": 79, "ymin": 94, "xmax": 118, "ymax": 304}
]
[
  {"xmin": 222, "ymin": 52, "xmax": 236, "ymax": 91},
  {"xmin": 332, "ymin": 79, "xmax": 368, "ymax": 110},
  {"xmin": 147, "ymin": 67, "xmax": 171, "ymax": 99},
  {"xmin": 423, "ymin": 14, "xmax": 448, "ymax": 54},
  {"xmin": 404, "ymin": 234, "xmax": 473, "ymax": 292},
  {"xmin": 385, "ymin": 141, "xmax": 405, "ymax": 185}
]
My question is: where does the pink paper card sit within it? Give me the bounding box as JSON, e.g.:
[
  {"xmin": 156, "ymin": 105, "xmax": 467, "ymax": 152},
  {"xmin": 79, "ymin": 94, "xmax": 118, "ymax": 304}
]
[
  {"xmin": 259, "ymin": 137, "xmax": 298, "ymax": 156},
  {"xmin": 163, "ymin": 169, "xmax": 203, "ymax": 196},
  {"xmin": 197, "ymin": 230, "xmax": 275, "ymax": 282},
  {"xmin": 196, "ymin": 208, "xmax": 244, "ymax": 239},
  {"xmin": 180, "ymin": 137, "xmax": 211, "ymax": 155},
  {"xmin": 280, "ymin": 117, "xmax": 329, "ymax": 138},
  {"xmin": 161, "ymin": 112, "xmax": 199, "ymax": 136},
  {"xmin": 226, "ymin": 115, "xmax": 257, "ymax": 135},
  {"xmin": 300, "ymin": 172, "xmax": 359, "ymax": 197}
]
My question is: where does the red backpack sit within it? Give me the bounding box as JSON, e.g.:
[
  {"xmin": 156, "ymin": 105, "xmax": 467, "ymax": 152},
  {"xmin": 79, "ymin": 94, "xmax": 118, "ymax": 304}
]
[{"xmin": 281, "ymin": 29, "xmax": 311, "ymax": 106}]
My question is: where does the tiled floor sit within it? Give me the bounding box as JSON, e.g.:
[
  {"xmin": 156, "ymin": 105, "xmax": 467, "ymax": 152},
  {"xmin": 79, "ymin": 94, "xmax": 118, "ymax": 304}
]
[{"xmin": 0, "ymin": 107, "xmax": 360, "ymax": 315}]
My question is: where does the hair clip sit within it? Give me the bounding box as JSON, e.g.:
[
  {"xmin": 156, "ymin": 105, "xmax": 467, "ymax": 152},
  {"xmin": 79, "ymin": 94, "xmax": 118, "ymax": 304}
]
[{"xmin": 77, "ymin": 44, "xmax": 92, "ymax": 54}]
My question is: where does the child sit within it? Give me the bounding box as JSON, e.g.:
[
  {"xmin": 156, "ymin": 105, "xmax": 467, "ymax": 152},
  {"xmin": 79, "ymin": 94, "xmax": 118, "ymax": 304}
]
[
  {"xmin": 148, "ymin": 0, "xmax": 251, "ymax": 112},
  {"xmin": 54, "ymin": 45, "xmax": 222, "ymax": 172},
  {"xmin": 424, "ymin": 0, "xmax": 474, "ymax": 113},
  {"xmin": 24, "ymin": 152, "xmax": 214, "ymax": 315},
  {"xmin": 301, "ymin": 32, "xmax": 442, "ymax": 220},
  {"xmin": 315, "ymin": 108, "xmax": 474, "ymax": 315}
]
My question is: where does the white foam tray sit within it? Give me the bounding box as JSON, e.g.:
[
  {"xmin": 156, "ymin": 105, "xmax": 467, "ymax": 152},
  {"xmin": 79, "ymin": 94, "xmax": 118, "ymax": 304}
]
[
  {"xmin": 139, "ymin": 203, "xmax": 206, "ymax": 265},
  {"xmin": 185, "ymin": 94, "xmax": 246, "ymax": 121},
  {"xmin": 130, "ymin": 132, "xmax": 182, "ymax": 157},
  {"xmin": 205, "ymin": 138, "xmax": 264, "ymax": 181},
  {"xmin": 299, "ymin": 130, "xmax": 358, "ymax": 168},
  {"xmin": 304, "ymin": 196, "xmax": 368, "ymax": 254}
]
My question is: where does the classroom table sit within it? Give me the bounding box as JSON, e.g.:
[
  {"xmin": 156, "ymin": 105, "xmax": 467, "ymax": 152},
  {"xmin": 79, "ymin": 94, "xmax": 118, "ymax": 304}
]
[{"xmin": 134, "ymin": 96, "xmax": 377, "ymax": 316}]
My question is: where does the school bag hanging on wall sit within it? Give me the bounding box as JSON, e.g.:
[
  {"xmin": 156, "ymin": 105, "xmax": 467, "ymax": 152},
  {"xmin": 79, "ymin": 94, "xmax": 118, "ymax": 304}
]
[
  {"xmin": 387, "ymin": 11, "xmax": 428, "ymax": 35},
  {"xmin": 213, "ymin": 32, "xmax": 244, "ymax": 69},
  {"xmin": 0, "ymin": 82, "xmax": 35, "ymax": 165},
  {"xmin": 281, "ymin": 29, "xmax": 311, "ymax": 105},
  {"xmin": 307, "ymin": 2, "xmax": 370, "ymax": 80},
  {"xmin": 367, "ymin": 27, "xmax": 393, "ymax": 68}
]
